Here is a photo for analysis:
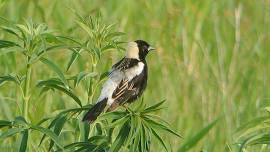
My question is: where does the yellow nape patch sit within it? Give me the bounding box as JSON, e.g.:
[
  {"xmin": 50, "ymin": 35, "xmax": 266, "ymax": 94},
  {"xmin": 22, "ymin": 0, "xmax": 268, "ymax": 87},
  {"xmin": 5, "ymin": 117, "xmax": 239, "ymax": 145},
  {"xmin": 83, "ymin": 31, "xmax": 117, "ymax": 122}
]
[{"xmin": 126, "ymin": 42, "xmax": 139, "ymax": 59}]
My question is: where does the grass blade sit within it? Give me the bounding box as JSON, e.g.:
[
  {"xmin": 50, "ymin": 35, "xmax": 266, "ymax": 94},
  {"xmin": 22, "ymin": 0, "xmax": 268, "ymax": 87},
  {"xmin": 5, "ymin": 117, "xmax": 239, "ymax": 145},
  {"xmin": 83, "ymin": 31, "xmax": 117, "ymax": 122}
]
[{"xmin": 178, "ymin": 118, "xmax": 219, "ymax": 152}]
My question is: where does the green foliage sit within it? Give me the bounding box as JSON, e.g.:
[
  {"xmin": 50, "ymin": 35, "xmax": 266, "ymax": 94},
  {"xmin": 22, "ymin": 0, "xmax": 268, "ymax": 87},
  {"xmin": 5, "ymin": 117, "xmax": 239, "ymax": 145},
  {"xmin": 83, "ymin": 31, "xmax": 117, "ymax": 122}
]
[
  {"xmin": 0, "ymin": 14, "xmax": 181, "ymax": 152},
  {"xmin": 178, "ymin": 118, "xmax": 219, "ymax": 152},
  {"xmin": 0, "ymin": 0, "xmax": 269, "ymax": 151},
  {"xmin": 236, "ymin": 108, "xmax": 270, "ymax": 152}
]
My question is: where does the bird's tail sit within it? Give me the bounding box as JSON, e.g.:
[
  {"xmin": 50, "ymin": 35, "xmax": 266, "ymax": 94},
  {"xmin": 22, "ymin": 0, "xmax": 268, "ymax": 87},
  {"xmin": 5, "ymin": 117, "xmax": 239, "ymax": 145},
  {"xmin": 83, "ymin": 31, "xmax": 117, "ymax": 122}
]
[{"xmin": 82, "ymin": 98, "xmax": 107, "ymax": 123}]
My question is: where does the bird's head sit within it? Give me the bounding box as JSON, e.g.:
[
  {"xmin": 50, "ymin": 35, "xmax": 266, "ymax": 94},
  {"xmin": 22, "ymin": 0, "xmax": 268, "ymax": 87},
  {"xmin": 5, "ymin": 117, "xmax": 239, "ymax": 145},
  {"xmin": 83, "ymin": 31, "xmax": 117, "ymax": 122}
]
[{"xmin": 126, "ymin": 40, "xmax": 155, "ymax": 60}]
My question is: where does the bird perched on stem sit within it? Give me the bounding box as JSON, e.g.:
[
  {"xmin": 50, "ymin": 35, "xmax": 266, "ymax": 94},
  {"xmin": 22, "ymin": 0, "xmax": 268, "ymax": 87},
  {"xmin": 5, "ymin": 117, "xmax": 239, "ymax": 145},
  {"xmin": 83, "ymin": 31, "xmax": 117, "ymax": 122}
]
[{"xmin": 83, "ymin": 40, "xmax": 155, "ymax": 123}]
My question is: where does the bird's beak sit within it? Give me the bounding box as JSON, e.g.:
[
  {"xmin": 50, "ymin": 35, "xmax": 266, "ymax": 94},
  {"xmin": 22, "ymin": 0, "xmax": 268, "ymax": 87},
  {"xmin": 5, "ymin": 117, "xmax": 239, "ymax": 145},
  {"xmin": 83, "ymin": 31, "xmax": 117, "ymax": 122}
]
[{"xmin": 148, "ymin": 46, "xmax": 155, "ymax": 51}]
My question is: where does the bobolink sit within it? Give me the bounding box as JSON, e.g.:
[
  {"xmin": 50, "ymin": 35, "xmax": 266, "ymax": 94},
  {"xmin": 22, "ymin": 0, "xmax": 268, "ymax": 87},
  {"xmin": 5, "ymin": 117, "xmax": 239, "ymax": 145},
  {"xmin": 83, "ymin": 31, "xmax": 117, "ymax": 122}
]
[{"xmin": 83, "ymin": 40, "xmax": 154, "ymax": 122}]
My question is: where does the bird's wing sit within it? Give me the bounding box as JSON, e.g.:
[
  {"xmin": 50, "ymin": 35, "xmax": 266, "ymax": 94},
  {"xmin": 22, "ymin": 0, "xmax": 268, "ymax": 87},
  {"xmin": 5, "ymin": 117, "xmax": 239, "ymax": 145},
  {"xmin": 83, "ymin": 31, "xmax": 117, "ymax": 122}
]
[
  {"xmin": 111, "ymin": 65, "xmax": 146, "ymax": 106},
  {"xmin": 111, "ymin": 58, "xmax": 140, "ymax": 72}
]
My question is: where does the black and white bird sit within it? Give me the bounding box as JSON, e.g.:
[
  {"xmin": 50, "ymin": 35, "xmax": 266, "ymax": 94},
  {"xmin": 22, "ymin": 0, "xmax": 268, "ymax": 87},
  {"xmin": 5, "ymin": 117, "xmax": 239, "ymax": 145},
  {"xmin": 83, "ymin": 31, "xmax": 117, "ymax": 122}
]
[{"xmin": 83, "ymin": 40, "xmax": 154, "ymax": 123}]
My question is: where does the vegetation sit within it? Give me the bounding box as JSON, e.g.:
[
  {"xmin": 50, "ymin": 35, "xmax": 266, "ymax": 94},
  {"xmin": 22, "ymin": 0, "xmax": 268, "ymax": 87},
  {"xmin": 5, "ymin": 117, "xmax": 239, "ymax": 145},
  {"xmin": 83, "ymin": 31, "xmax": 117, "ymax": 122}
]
[{"xmin": 0, "ymin": 0, "xmax": 270, "ymax": 151}]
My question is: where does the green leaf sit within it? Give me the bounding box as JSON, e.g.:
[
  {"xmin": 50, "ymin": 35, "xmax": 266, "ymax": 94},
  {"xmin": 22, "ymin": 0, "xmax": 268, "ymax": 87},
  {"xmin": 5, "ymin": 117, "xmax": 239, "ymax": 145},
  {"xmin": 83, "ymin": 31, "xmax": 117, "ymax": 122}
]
[
  {"xmin": 143, "ymin": 116, "xmax": 182, "ymax": 138},
  {"xmin": 92, "ymin": 47, "xmax": 101, "ymax": 59},
  {"xmin": 150, "ymin": 127, "xmax": 168, "ymax": 152},
  {"xmin": 19, "ymin": 129, "xmax": 28, "ymax": 152},
  {"xmin": 105, "ymin": 32, "xmax": 125, "ymax": 40},
  {"xmin": 101, "ymin": 44, "xmax": 115, "ymax": 52},
  {"xmin": 0, "ymin": 40, "xmax": 19, "ymax": 49},
  {"xmin": 99, "ymin": 71, "xmax": 109, "ymax": 81},
  {"xmin": 235, "ymin": 116, "xmax": 270, "ymax": 140},
  {"xmin": 140, "ymin": 123, "xmax": 148, "ymax": 151},
  {"xmin": 79, "ymin": 122, "xmax": 90, "ymax": 142},
  {"xmin": 48, "ymin": 116, "xmax": 66, "ymax": 151},
  {"xmin": 1, "ymin": 26, "xmax": 22, "ymax": 39},
  {"xmin": 39, "ymin": 116, "xmax": 60, "ymax": 146},
  {"xmin": 88, "ymin": 135, "xmax": 109, "ymax": 145},
  {"xmin": 107, "ymin": 115, "xmax": 129, "ymax": 128},
  {"xmin": 36, "ymin": 78, "xmax": 65, "ymax": 88},
  {"xmin": 240, "ymin": 133, "xmax": 270, "ymax": 151},
  {"xmin": 109, "ymin": 122, "xmax": 130, "ymax": 152},
  {"xmin": 40, "ymin": 57, "xmax": 69, "ymax": 89},
  {"xmin": 13, "ymin": 116, "xmax": 28, "ymax": 127},
  {"xmin": 76, "ymin": 21, "xmax": 93, "ymax": 37},
  {"xmin": 36, "ymin": 117, "xmax": 51, "ymax": 126},
  {"xmin": 131, "ymin": 131, "xmax": 140, "ymax": 152},
  {"xmin": 37, "ymin": 78, "xmax": 82, "ymax": 107},
  {"xmin": 66, "ymin": 48, "xmax": 82, "ymax": 71},
  {"xmin": 178, "ymin": 118, "xmax": 219, "ymax": 152},
  {"xmin": 125, "ymin": 115, "xmax": 137, "ymax": 145},
  {"xmin": 30, "ymin": 125, "xmax": 64, "ymax": 150},
  {"xmin": 0, "ymin": 128, "xmax": 25, "ymax": 139},
  {"xmin": 0, "ymin": 75, "xmax": 20, "ymax": 86},
  {"xmin": 98, "ymin": 111, "xmax": 126, "ymax": 121},
  {"xmin": 0, "ymin": 120, "xmax": 12, "ymax": 128},
  {"xmin": 56, "ymin": 36, "xmax": 82, "ymax": 46},
  {"xmin": 142, "ymin": 100, "xmax": 166, "ymax": 113},
  {"xmin": 30, "ymin": 45, "xmax": 66, "ymax": 64},
  {"xmin": 74, "ymin": 71, "xmax": 98, "ymax": 87},
  {"xmin": 46, "ymin": 84, "xmax": 81, "ymax": 107},
  {"xmin": 63, "ymin": 142, "xmax": 91, "ymax": 150}
]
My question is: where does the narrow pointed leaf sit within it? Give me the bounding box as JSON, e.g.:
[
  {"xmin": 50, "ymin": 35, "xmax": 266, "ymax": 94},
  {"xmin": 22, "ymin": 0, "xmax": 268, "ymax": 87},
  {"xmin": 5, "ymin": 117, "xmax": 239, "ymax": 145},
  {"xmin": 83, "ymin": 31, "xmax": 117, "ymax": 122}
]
[
  {"xmin": 150, "ymin": 128, "xmax": 168, "ymax": 152},
  {"xmin": 19, "ymin": 129, "xmax": 28, "ymax": 152},
  {"xmin": 0, "ymin": 75, "xmax": 20, "ymax": 86},
  {"xmin": 0, "ymin": 120, "xmax": 12, "ymax": 128},
  {"xmin": 144, "ymin": 116, "xmax": 182, "ymax": 138},
  {"xmin": 143, "ymin": 100, "xmax": 166, "ymax": 113},
  {"xmin": 66, "ymin": 48, "xmax": 81, "ymax": 71},
  {"xmin": 46, "ymin": 84, "xmax": 82, "ymax": 107},
  {"xmin": 40, "ymin": 57, "xmax": 69, "ymax": 89},
  {"xmin": 178, "ymin": 118, "xmax": 219, "ymax": 152},
  {"xmin": 0, "ymin": 128, "xmax": 25, "ymax": 139},
  {"xmin": 0, "ymin": 40, "xmax": 19, "ymax": 49},
  {"xmin": 109, "ymin": 122, "xmax": 130, "ymax": 152},
  {"xmin": 107, "ymin": 115, "xmax": 129, "ymax": 128},
  {"xmin": 48, "ymin": 116, "xmax": 66, "ymax": 151},
  {"xmin": 30, "ymin": 125, "xmax": 64, "ymax": 150}
]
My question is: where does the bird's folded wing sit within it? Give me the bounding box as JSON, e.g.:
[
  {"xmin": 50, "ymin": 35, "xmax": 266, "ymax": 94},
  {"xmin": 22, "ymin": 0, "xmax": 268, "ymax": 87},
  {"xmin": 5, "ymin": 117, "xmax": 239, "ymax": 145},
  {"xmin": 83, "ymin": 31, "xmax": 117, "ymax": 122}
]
[
  {"xmin": 111, "ymin": 79, "xmax": 136, "ymax": 102},
  {"xmin": 111, "ymin": 58, "xmax": 139, "ymax": 71}
]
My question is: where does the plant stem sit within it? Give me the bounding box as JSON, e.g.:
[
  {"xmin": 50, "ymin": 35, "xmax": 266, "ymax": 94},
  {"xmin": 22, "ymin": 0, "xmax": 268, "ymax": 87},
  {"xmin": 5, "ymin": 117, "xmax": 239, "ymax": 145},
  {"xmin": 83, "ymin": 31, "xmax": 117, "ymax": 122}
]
[
  {"xmin": 23, "ymin": 58, "xmax": 31, "ymax": 121},
  {"xmin": 87, "ymin": 61, "xmax": 95, "ymax": 103}
]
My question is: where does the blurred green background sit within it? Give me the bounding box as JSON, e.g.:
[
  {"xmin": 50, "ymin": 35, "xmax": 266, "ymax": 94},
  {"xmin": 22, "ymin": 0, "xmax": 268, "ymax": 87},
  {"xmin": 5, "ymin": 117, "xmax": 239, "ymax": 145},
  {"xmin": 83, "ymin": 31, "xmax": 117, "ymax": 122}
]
[{"xmin": 1, "ymin": 0, "xmax": 270, "ymax": 151}]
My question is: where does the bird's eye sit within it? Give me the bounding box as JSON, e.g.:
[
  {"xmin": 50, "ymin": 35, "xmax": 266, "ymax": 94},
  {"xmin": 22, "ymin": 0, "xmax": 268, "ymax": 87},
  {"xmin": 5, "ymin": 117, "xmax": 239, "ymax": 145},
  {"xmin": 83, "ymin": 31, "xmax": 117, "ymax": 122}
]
[{"xmin": 144, "ymin": 46, "xmax": 148, "ymax": 51}]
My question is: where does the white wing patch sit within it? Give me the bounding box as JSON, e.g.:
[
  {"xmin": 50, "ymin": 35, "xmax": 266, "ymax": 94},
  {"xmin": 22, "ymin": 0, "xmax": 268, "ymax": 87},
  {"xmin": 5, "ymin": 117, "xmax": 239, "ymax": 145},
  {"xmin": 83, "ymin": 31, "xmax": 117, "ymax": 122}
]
[
  {"xmin": 125, "ymin": 62, "xmax": 144, "ymax": 80},
  {"xmin": 97, "ymin": 62, "xmax": 145, "ymax": 106}
]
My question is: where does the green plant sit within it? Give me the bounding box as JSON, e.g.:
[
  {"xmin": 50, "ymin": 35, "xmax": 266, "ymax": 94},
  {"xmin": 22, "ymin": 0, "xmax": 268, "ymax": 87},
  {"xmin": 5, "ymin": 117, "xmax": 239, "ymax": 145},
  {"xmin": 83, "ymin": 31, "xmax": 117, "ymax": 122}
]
[
  {"xmin": 178, "ymin": 118, "xmax": 219, "ymax": 152},
  {"xmin": 0, "ymin": 19, "xmax": 69, "ymax": 151},
  {"xmin": 236, "ymin": 108, "xmax": 270, "ymax": 152},
  {"xmin": 0, "ymin": 15, "xmax": 181, "ymax": 152}
]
